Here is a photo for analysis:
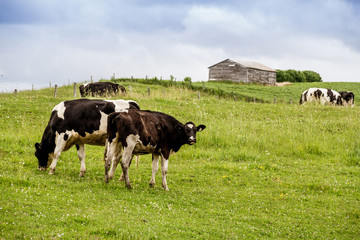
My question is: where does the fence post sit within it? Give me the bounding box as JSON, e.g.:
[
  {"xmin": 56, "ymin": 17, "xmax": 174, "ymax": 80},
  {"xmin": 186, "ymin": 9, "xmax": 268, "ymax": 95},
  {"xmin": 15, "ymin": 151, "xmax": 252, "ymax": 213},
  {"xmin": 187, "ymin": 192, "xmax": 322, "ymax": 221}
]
[
  {"xmin": 274, "ymin": 97, "xmax": 276, "ymax": 104},
  {"xmin": 198, "ymin": 91, "xmax": 200, "ymax": 99},
  {"xmin": 14, "ymin": 89, "xmax": 17, "ymax": 97},
  {"xmin": 289, "ymin": 98, "xmax": 293, "ymax": 104},
  {"xmin": 32, "ymin": 84, "xmax": 34, "ymax": 91},
  {"xmin": 73, "ymin": 82, "xmax": 77, "ymax": 98},
  {"xmin": 129, "ymin": 85, "xmax": 132, "ymax": 93},
  {"xmin": 54, "ymin": 84, "xmax": 58, "ymax": 98},
  {"xmin": 147, "ymin": 87, "xmax": 150, "ymax": 96},
  {"xmin": 49, "ymin": 81, "xmax": 51, "ymax": 88}
]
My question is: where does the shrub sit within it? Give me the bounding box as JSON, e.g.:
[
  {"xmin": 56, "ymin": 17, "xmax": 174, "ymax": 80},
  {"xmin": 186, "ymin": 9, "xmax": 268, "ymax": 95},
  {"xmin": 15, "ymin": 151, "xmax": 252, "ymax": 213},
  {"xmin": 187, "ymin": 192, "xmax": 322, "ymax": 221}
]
[{"xmin": 276, "ymin": 69, "xmax": 322, "ymax": 82}]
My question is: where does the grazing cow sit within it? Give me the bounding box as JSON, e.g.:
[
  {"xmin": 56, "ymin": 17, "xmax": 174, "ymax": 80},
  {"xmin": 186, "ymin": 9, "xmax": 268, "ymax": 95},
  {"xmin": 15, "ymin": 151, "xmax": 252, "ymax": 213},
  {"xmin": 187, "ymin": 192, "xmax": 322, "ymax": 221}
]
[
  {"xmin": 104, "ymin": 110, "xmax": 206, "ymax": 191},
  {"xmin": 79, "ymin": 82, "xmax": 126, "ymax": 97},
  {"xmin": 299, "ymin": 88, "xmax": 343, "ymax": 106},
  {"xmin": 35, "ymin": 99, "xmax": 139, "ymax": 176},
  {"xmin": 339, "ymin": 91, "xmax": 355, "ymax": 107}
]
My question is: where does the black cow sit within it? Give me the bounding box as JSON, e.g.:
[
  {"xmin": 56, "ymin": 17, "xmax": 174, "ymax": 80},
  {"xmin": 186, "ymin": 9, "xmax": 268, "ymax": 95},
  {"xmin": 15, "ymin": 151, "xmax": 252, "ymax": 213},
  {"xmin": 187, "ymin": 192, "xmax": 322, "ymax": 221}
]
[
  {"xmin": 35, "ymin": 99, "xmax": 139, "ymax": 176},
  {"xmin": 79, "ymin": 82, "xmax": 126, "ymax": 97},
  {"xmin": 339, "ymin": 91, "xmax": 355, "ymax": 107},
  {"xmin": 104, "ymin": 109, "xmax": 206, "ymax": 191}
]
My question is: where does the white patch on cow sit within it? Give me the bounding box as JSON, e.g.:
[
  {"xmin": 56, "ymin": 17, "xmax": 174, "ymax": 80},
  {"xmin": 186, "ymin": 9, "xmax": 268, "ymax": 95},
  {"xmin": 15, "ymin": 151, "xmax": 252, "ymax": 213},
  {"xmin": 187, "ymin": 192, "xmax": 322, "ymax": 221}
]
[
  {"xmin": 186, "ymin": 123, "xmax": 194, "ymax": 129},
  {"xmin": 125, "ymin": 134, "xmax": 157, "ymax": 155},
  {"xmin": 126, "ymin": 134, "xmax": 140, "ymax": 150},
  {"xmin": 98, "ymin": 111, "xmax": 108, "ymax": 132},
  {"xmin": 52, "ymin": 101, "xmax": 66, "ymax": 119},
  {"xmin": 83, "ymin": 83, "xmax": 89, "ymax": 87},
  {"xmin": 105, "ymin": 99, "xmax": 131, "ymax": 112}
]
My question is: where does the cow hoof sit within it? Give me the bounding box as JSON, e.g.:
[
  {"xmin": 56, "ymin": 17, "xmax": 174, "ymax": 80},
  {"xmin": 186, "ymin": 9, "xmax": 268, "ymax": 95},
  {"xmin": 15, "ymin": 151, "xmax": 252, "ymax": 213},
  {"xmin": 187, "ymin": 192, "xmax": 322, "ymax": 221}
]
[
  {"xmin": 79, "ymin": 172, "xmax": 85, "ymax": 177},
  {"xmin": 49, "ymin": 171, "xmax": 55, "ymax": 175},
  {"xmin": 104, "ymin": 176, "xmax": 109, "ymax": 183},
  {"xmin": 125, "ymin": 184, "xmax": 132, "ymax": 190},
  {"xmin": 149, "ymin": 183, "xmax": 155, "ymax": 188}
]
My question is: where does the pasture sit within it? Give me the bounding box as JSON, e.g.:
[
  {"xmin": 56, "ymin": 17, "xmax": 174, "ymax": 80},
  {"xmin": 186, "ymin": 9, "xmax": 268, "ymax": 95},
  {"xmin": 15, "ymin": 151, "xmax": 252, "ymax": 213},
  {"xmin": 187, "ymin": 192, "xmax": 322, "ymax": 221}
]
[{"xmin": 1, "ymin": 81, "xmax": 359, "ymax": 239}]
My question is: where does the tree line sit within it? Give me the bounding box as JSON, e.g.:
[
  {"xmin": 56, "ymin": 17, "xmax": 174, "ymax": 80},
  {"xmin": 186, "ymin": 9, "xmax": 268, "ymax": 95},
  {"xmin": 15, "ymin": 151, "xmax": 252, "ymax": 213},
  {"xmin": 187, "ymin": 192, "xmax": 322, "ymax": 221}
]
[{"xmin": 276, "ymin": 69, "xmax": 322, "ymax": 82}]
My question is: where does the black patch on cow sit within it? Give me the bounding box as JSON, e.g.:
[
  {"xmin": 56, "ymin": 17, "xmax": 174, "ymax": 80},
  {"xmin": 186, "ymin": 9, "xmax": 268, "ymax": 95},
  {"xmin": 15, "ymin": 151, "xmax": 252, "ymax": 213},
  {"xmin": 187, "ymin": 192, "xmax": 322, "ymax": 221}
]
[
  {"xmin": 314, "ymin": 89, "xmax": 323, "ymax": 100},
  {"xmin": 327, "ymin": 89, "xmax": 337, "ymax": 102},
  {"xmin": 76, "ymin": 144, "xmax": 80, "ymax": 151},
  {"xmin": 300, "ymin": 90, "xmax": 309, "ymax": 104},
  {"xmin": 129, "ymin": 101, "xmax": 140, "ymax": 110},
  {"xmin": 64, "ymin": 133, "xmax": 69, "ymax": 141}
]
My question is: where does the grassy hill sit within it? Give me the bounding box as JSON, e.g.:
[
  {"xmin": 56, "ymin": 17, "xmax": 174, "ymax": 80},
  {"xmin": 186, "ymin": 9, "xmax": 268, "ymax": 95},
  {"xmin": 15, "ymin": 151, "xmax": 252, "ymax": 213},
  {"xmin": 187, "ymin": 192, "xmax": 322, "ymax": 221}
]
[{"xmin": 1, "ymin": 81, "xmax": 359, "ymax": 239}]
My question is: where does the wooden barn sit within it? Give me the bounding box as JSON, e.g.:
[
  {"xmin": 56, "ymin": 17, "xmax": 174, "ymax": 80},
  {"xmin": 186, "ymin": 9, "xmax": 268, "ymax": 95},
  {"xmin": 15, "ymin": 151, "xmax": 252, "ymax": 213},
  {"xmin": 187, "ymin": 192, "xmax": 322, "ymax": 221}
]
[{"xmin": 208, "ymin": 59, "xmax": 277, "ymax": 85}]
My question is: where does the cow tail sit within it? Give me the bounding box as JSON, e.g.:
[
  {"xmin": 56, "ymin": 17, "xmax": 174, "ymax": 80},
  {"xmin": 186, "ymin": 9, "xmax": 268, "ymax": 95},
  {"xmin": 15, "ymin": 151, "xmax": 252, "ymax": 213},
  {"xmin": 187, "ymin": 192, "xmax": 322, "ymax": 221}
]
[{"xmin": 107, "ymin": 113, "xmax": 119, "ymax": 142}]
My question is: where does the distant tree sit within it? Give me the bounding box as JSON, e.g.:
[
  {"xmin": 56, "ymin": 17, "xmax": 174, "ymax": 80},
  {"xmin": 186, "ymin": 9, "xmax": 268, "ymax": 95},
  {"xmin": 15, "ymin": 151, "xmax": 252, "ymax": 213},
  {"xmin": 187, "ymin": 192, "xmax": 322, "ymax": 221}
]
[
  {"xmin": 303, "ymin": 70, "xmax": 322, "ymax": 82},
  {"xmin": 184, "ymin": 77, "xmax": 192, "ymax": 84},
  {"xmin": 276, "ymin": 69, "xmax": 322, "ymax": 82}
]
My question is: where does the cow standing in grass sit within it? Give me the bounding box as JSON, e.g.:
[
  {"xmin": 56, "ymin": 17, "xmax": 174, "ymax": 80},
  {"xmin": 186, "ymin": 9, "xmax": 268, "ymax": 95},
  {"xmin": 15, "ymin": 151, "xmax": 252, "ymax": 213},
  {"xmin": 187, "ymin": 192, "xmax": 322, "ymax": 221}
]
[
  {"xmin": 79, "ymin": 82, "xmax": 126, "ymax": 97},
  {"xmin": 339, "ymin": 91, "xmax": 355, "ymax": 107},
  {"xmin": 299, "ymin": 88, "xmax": 343, "ymax": 106},
  {"xmin": 35, "ymin": 99, "xmax": 139, "ymax": 176},
  {"xmin": 104, "ymin": 110, "xmax": 206, "ymax": 191}
]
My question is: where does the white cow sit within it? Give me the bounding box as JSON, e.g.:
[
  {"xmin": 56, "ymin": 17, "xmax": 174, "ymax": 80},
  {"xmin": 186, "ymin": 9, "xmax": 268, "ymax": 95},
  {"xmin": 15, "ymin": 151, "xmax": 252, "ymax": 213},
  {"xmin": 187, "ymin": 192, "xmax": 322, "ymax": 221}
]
[{"xmin": 299, "ymin": 88, "xmax": 343, "ymax": 106}]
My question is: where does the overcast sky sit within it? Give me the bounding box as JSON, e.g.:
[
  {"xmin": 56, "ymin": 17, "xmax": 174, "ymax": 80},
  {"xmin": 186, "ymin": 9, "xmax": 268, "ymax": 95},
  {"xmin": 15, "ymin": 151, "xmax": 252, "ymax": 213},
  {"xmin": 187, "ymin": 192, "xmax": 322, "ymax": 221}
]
[{"xmin": 1, "ymin": 0, "xmax": 360, "ymax": 92}]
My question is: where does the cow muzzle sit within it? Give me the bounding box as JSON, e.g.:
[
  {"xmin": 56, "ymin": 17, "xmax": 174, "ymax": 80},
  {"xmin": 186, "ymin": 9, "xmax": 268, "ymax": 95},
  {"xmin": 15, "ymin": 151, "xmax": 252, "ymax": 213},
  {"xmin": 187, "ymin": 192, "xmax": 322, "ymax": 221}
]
[
  {"xmin": 38, "ymin": 167, "xmax": 47, "ymax": 171},
  {"xmin": 189, "ymin": 138, "xmax": 196, "ymax": 145}
]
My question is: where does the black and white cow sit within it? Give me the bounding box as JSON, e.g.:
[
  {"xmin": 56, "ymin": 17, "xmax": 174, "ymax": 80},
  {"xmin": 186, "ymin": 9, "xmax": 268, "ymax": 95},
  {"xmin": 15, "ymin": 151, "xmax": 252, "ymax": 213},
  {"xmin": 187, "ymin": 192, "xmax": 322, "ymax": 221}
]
[
  {"xmin": 35, "ymin": 99, "xmax": 139, "ymax": 176},
  {"xmin": 339, "ymin": 91, "xmax": 355, "ymax": 107},
  {"xmin": 79, "ymin": 82, "xmax": 126, "ymax": 97},
  {"xmin": 299, "ymin": 88, "xmax": 343, "ymax": 106},
  {"xmin": 104, "ymin": 110, "xmax": 206, "ymax": 191}
]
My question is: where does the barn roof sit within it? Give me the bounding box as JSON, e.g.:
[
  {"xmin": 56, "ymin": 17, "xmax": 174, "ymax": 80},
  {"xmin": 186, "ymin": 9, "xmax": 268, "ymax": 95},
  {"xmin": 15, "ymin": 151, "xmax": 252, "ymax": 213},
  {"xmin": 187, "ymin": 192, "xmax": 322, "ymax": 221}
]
[{"xmin": 209, "ymin": 59, "xmax": 276, "ymax": 72}]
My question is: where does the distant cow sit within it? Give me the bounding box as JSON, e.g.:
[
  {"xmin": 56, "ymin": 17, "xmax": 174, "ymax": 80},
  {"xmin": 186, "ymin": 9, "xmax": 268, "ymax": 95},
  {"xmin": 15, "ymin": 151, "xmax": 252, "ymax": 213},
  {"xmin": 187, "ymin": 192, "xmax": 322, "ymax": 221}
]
[
  {"xmin": 339, "ymin": 91, "xmax": 355, "ymax": 107},
  {"xmin": 299, "ymin": 88, "xmax": 343, "ymax": 106},
  {"xmin": 104, "ymin": 110, "xmax": 206, "ymax": 191},
  {"xmin": 79, "ymin": 82, "xmax": 126, "ymax": 97},
  {"xmin": 35, "ymin": 99, "xmax": 139, "ymax": 176}
]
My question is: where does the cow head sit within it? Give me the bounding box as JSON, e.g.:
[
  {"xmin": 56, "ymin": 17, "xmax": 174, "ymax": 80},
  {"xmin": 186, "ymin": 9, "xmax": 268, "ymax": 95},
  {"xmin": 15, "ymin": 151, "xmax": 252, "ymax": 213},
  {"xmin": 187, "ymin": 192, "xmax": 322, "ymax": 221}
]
[
  {"xmin": 179, "ymin": 122, "xmax": 206, "ymax": 145},
  {"xmin": 35, "ymin": 143, "xmax": 50, "ymax": 170}
]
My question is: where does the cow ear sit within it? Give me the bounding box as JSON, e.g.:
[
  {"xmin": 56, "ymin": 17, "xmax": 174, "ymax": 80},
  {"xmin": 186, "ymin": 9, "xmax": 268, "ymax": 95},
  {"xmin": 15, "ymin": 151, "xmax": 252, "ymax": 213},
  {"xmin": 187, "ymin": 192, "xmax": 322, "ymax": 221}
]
[
  {"xmin": 197, "ymin": 125, "xmax": 206, "ymax": 132},
  {"xmin": 35, "ymin": 143, "xmax": 41, "ymax": 150}
]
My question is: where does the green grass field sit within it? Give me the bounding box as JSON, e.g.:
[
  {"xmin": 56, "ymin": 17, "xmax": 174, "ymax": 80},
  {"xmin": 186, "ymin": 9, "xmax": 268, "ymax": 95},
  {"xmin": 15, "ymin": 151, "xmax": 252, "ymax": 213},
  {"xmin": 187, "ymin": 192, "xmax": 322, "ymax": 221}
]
[{"xmin": 1, "ymin": 81, "xmax": 359, "ymax": 239}]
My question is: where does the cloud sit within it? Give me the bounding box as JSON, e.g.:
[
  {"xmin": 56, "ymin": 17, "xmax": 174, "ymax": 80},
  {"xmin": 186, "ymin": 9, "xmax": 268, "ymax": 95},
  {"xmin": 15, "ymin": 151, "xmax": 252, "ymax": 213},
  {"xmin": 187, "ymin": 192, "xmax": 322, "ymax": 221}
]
[{"xmin": 1, "ymin": 0, "xmax": 360, "ymax": 92}]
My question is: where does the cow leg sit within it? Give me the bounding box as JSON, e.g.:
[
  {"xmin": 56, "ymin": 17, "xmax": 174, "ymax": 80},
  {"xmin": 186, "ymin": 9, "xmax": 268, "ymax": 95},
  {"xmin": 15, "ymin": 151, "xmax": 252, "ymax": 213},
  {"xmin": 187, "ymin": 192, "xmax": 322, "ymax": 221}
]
[
  {"xmin": 119, "ymin": 155, "xmax": 139, "ymax": 181},
  {"xmin": 121, "ymin": 146, "xmax": 136, "ymax": 189},
  {"xmin": 149, "ymin": 154, "xmax": 160, "ymax": 188},
  {"xmin": 108, "ymin": 146, "xmax": 123, "ymax": 180},
  {"xmin": 76, "ymin": 144, "xmax": 86, "ymax": 177},
  {"xmin": 161, "ymin": 156, "xmax": 169, "ymax": 191},
  {"xmin": 49, "ymin": 133, "xmax": 67, "ymax": 175},
  {"xmin": 104, "ymin": 140, "xmax": 122, "ymax": 182}
]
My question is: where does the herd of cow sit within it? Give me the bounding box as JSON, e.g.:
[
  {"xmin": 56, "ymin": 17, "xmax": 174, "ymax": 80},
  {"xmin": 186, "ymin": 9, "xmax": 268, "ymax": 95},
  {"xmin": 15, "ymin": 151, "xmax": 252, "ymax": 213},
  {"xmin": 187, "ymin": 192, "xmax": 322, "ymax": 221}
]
[{"xmin": 34, "ymin": 82, "xmax": 355, "ymax": 190}]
